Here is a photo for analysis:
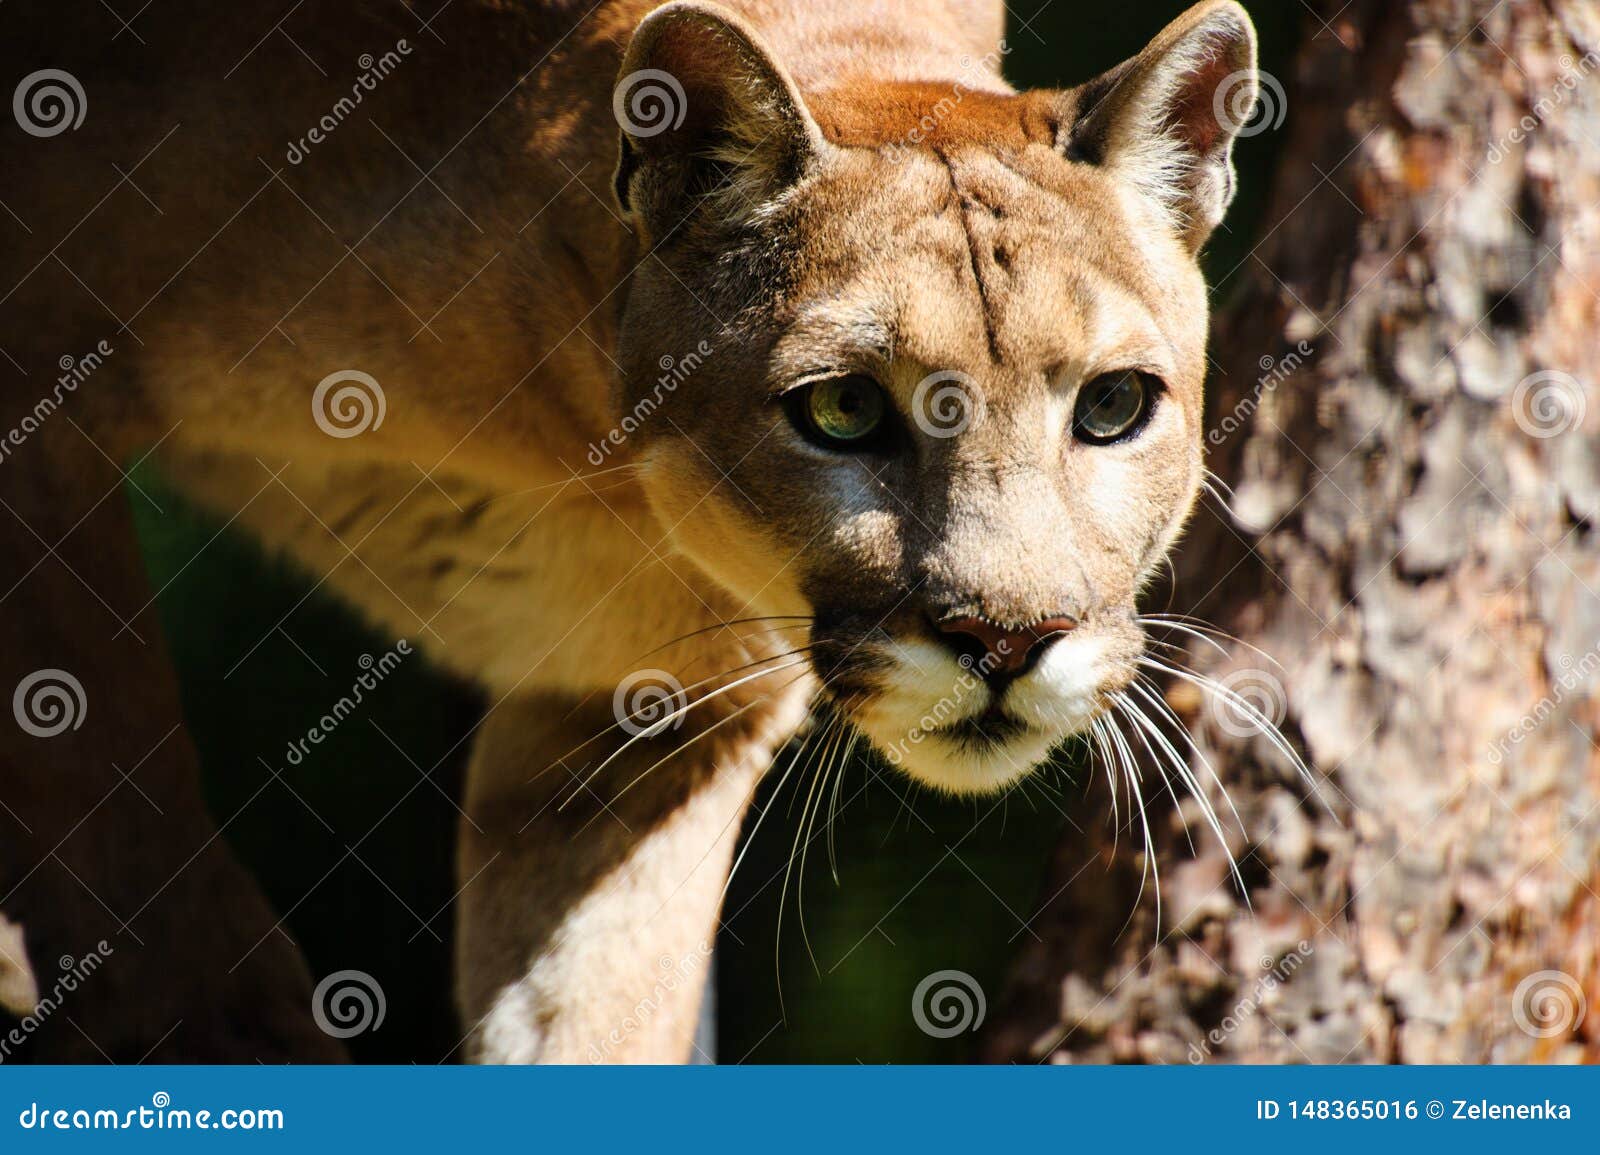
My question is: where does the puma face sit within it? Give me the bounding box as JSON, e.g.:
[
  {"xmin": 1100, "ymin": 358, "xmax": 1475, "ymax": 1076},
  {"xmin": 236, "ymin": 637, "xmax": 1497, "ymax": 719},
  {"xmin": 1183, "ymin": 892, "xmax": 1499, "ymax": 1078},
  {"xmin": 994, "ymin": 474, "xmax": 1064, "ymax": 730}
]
[{"xmin": 613, "ymin": 1, "xmax": 1257, "ymax": 793}]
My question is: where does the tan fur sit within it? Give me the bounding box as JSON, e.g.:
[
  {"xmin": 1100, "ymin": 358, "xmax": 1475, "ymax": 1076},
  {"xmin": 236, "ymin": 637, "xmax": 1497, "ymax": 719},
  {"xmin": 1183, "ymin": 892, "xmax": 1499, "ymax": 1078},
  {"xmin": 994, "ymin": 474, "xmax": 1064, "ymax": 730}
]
[
  {"xmin": 0, "ymin": 914, "xmax": 38, "ymax": 1018},
  {"xmin": 0, "ymin": 0, "xmax": 1255, "ymax": 1060}
]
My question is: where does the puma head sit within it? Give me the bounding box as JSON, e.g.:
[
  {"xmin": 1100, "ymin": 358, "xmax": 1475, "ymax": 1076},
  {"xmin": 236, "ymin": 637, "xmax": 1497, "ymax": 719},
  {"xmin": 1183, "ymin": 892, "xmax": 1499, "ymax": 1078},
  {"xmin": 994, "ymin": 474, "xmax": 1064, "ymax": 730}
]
[{"xmin": 611, "ymin": 1, "xmax": 1257, "ymax": 793}]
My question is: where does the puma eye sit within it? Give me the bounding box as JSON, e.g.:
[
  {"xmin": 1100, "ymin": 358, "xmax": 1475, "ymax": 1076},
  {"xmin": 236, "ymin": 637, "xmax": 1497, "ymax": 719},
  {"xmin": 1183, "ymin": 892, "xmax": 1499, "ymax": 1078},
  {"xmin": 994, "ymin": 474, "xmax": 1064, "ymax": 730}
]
[
  {"xmin": 789, "ymin": 374, "xmax": 889, "ymax": 450},
  {"xmin": 1072, "ymin": 371, "xmax": 1158, "ymax": 444}
]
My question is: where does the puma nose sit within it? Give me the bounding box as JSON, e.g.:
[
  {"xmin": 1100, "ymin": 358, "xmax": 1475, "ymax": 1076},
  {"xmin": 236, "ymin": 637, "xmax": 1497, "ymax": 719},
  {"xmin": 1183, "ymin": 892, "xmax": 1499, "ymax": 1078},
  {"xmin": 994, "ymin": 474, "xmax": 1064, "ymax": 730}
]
[{"xmin": 931, "ymin": 614, "xmax": 1079, "ymax": 684}]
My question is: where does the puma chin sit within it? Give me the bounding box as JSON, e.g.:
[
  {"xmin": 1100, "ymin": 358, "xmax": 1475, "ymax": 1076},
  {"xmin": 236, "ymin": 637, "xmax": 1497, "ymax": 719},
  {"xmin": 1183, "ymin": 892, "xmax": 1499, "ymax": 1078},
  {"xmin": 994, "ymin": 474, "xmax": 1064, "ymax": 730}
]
[
  {"xmin": 837, "ymin": 623, "xmax": 1145, "ymax": 794},
  {"xmin": 618, "ymin": 0, "xmax": 1258, "ymax": 795}
]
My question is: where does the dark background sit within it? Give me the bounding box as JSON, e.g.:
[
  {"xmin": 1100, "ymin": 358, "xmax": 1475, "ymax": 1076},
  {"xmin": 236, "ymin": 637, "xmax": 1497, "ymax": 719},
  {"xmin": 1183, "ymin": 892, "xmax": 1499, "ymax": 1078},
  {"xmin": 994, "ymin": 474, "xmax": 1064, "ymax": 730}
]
[{"xmin": 130, "ymin": 0, "xmax": 1298, "ymax": 1063}]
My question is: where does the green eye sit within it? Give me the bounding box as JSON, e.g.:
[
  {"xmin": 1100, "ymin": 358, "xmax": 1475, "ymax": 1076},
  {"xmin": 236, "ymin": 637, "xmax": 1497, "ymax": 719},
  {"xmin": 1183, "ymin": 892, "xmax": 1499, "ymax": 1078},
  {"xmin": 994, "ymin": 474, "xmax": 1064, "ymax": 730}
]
[
  {"xmin": 1073, "ymin": 371, "xmax": 1157, "ymax": 444},
  {"xmin": 796, "ymin": 375, "xmax": 888, "ymax": 448}
]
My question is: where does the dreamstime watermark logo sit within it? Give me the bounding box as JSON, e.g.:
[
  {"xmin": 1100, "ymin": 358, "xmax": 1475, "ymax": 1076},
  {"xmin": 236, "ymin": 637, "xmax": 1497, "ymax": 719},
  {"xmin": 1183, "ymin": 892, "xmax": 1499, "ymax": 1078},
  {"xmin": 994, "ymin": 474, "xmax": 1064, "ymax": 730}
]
[
  {"xmin": 12, "ymin": 669, "xmax": 86, "ymax": 738},
  {"xmin": 312, "ymin": 369, "xmax": 386, "ymax": 438},
  {"xmin": 16, "ymin": 1092, "xmax": 284, "ymax": 1132},
  {"xmin": 1207, "ymin": 667, "xmax": 1286, "ymax": 740},
  {"xmin": 0, "ymin": 339, "xmax": 114, "ymax": 467},
  {"xmin": 911, "ymin": 370, "xmax": 984, "ymax": 438},
  {"xmin": 613, "ymin": 668, "xmax": 688, "ymax": 737},
  {"xmin": 1487, "ymin": 52, "xmax": 1598, "ymax": 165},
  {"xmin": 1, "ymin": 941, "xmax": 114, "ymax": 1063},
  {"xmin": 1488, "ymin": 646, "xmax": 1599, "ymax": 766},
  {"xmin": 282, "ymin": 640, "xmax": 412, "ymax": 766},
  {"xmin": 586, "ymin": 340, "xmax": 713, "ymax": 466},
  {"xmin": 13, "ymin": 69, "xmax": 86, "ymax": 137},
  {"xmin": 912, "ymin": 969, "xmax": 986, "ymax": 1038},
  {"xmin": 1511, "ymin": 970, "xmax": 1587, "ymax": 1039},
  {"xmin": 285, "ymin": 40, "xmax": 412, "ymax": 164},
  {"xmin": 586, "ymin": 940, "xmax": 713, "ymax": 1062},
  {"xmin": 311, "ymin": 969, "xmax": 386, "ymax": 1038},
  {"xmin": 1510, "ymin": 370, "xmax": 1586, "ymax": 438},
  {"xmin": 1187, "ymin": 941, "xmax": 1312, "ymax": 1063},
  {"xmin": 613, "ymin": 69, "xmax": 687, "ymax": 138},
  {"xmin": 1213, "ymin": 69, "xmax": 1285, "ymax": 138},
  {"xmin": 1209, "ymin": 340, "xmax": 1313, "ymax": 446}
]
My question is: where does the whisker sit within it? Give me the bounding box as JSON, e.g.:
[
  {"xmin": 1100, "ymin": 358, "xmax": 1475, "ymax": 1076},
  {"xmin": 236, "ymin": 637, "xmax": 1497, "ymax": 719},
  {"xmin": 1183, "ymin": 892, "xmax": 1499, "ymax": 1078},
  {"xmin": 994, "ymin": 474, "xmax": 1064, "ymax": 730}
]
[
  {"xmin": 561, "ymin": 619, "xmax": 815, "ymax": 721},
  {"xmin": 886, "ymin": 776, "xmax": 917, "ymax": 842},
  {"xmin": 1129, "ymin": 680, "xmax": 1255, "ymax": 914},
  {"xmin": 1199, "ymin": 468, "xmax": 1236, "ymax": 512},
  {"xmin": 722, "ymin": 711, "xmax": 825, "ymax": 902},
  {"xmin": 1008, "ymin": 771, "xmax": 1046, "ymax": 815},
  {"xmin": 1142, "ymin": 636, "xmax": 1200, "ymax": 661},
  {"xmin": 664, "ymin": 691, "xmax": 829, "ymax": 925},
  {"xmin": 1022, "ymin": 762, "xmax": 1063, "ymax": 799},
  {"xmin": 1129, "ymin": 675, "xmax": 1248, "ymax": 838},
  {"xmin": 1086, "ymin": 717, "xmax": 1117, "ymax": 849},
  {"xmin": 1138, "ymin": 613, "xmax": 1281, "ymax": 668},
  {"xmin": 631, "ymin": 616, "xmax": 815, "ymax": 664},
  {"xmin": 1138, "ymin": 654, "xmax": 1304, "ymax": 774},
  {"xmin": 783, "ymin": 709, "xmax": 837, "ymax": 821},
  {"xmin": 1140, "ymin": 617, "xmax": 1232, "ymax": 660},
  {"xmin": 1136, "ymin": 655, "xmax": 1327, "ymax": 812},
  {"xmin": 1103, "ymin": 709, "xmax": 1161, "ymax": 933},
  {"xmin": 1117, "ymin": 688, "xmax": 1246, "ymax": 896},
  {"xmin": 1203, "ymin": 468, "xmax": 1236, "ymax": 499},
  {"xmin": 569, "ymin": 698, "xmax": 765, "ymax": 838},
  {"xmin": 558, "ymin": 658, "xmax": 810, "ymax": 810},
  {"xmin": 547, "ymin": 646, "xmax": 818, "ymax": 777},
  {"xmin": 821, "ymin": 716, "xmax": 855, "ymax": 885},
  {"xmin": 794, "ymin": 719, "xmax": 840, "ymax": 977},
  {"xmin": 1087, "ymin": 716, "xmax": 1121, "ymax": 838},
  {"xmin": 776, "ymin": 710, "xmax": 843, "ymax": 997},
  {"xmin": 1115, "ymin": 692, "xmax": 1199, "ymax": 860}
]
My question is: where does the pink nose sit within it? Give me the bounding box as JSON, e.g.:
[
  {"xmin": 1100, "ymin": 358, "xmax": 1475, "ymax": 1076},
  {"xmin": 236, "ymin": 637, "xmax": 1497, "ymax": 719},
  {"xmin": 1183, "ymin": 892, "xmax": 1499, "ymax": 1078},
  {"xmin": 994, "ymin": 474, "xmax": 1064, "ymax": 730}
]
[{"xmin": 932, "ymin": 614, "xmax": 1079, "ymax": 681}]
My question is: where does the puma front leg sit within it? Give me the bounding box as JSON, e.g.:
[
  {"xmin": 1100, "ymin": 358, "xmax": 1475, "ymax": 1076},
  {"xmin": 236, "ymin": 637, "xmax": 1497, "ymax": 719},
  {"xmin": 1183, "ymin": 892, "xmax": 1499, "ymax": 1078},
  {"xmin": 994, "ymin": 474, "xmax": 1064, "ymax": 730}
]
[
  {"xmin": 0, "ymin": 428, "xmax": 344, "ymax": 1062},
  {"xmin": 455, "ymin": 679, "xmax": 810, "ymax": 1064}
]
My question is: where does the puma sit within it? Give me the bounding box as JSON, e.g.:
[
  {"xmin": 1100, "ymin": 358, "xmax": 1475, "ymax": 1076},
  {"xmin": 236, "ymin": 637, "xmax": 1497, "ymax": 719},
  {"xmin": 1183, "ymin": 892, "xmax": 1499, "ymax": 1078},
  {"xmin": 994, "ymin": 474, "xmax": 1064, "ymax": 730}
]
[{"xmin": 0, "ymin": 0, "xmax": 1258, "ymax": 1062}]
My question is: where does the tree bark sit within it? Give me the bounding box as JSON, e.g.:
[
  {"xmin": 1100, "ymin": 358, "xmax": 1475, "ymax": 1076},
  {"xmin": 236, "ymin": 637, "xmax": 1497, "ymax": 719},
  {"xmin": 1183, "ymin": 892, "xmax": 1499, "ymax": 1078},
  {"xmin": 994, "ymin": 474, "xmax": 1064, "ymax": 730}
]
[{"xmin": 987, "ymin": 0, "xmax": 1600, "ymax": 1064}]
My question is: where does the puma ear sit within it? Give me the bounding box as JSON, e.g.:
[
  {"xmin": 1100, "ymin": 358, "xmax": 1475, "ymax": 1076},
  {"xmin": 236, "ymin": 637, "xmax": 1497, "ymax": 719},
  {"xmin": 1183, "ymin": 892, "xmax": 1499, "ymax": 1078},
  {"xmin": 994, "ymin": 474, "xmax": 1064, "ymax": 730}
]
[
  {"xmin": 611, "ymin": 1, "xmax": 826, "ymax": 240},
  {"xmin": 1062, "ymin": 0, "xmax": 1258, "ymax": 251}
]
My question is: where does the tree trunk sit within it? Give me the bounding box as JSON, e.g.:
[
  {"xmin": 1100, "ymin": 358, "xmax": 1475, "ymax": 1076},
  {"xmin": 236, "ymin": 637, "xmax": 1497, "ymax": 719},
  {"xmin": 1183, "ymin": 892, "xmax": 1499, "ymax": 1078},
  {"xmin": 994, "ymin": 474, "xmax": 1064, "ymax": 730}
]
[{"xmin": 987, "ymin": 0, "xmax": 1600, "ymax": 1064}]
